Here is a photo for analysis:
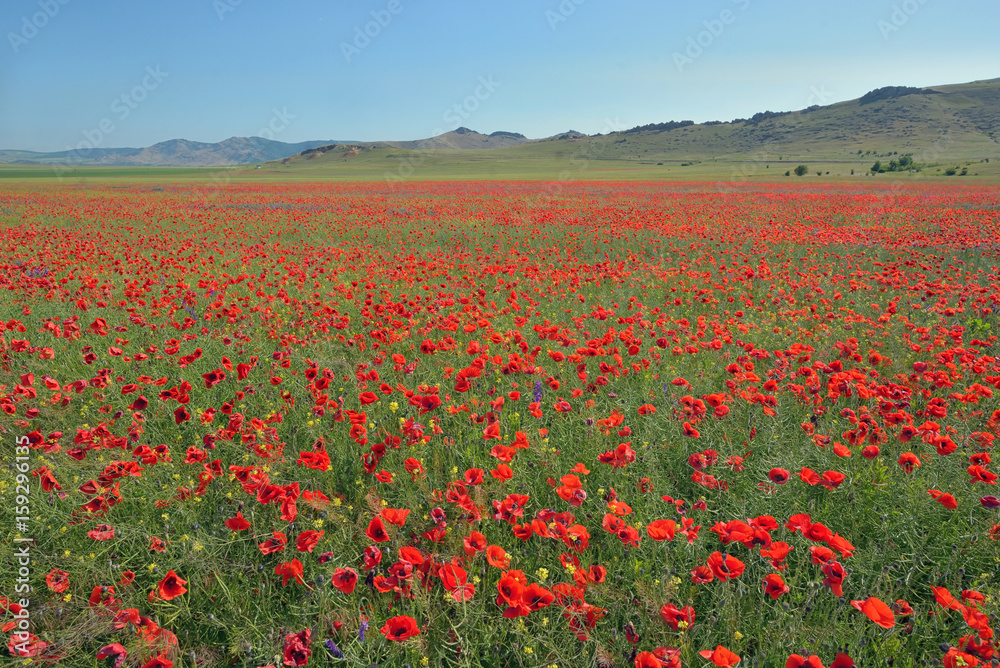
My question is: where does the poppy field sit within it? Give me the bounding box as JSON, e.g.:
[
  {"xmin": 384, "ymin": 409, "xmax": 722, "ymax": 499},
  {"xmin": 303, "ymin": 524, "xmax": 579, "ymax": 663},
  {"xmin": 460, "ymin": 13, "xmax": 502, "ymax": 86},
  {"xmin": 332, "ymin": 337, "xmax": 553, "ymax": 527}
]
[{"xmin": 2, "ymin": 180, "xmax": 1000, "ymax": 668}]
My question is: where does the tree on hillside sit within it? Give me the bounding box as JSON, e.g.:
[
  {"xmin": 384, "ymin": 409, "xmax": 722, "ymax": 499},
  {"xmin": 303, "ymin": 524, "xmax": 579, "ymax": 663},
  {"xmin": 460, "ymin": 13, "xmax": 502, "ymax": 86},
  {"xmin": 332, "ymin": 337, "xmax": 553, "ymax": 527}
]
[{"xmin": 794, "ymin": 165, "xmax": 808, "ymax": 176}]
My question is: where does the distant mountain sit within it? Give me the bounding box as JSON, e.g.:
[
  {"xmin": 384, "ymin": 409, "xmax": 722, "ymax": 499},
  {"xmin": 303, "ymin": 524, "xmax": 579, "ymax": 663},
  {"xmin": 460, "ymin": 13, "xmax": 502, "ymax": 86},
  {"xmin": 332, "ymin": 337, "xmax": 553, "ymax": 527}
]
[
  {"xmin": 268, "ymin": 78, "xmax": 999, "ymax": 179},
  {"xmin": 571, "ymin": 77, "xmax": 999, "ymax": 159},
  {"xmin": 9, "ymin": 76, "xmax": 999, "ymax": 173},
  {"xmin": 0, "ymin": 137, "xmax": 351, "ymax": 167},
  {"xmin": 387, "ymin": 127, "xmax": 534, "ymax": 150}
]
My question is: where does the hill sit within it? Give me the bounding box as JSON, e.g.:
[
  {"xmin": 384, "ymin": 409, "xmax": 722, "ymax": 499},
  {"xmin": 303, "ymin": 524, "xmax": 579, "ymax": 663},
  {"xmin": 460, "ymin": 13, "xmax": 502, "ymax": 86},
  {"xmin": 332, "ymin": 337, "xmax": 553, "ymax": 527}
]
[
  {"xmin": 0, "ymin": 137, "xmax": 349, "ymax": 167},
  {"xmin": 267, "ymin": 78, "xmax": 1000, "ymax": 181},
  {"xmin": 386, "ymin": 127, "xmax": 533, "ymax": 150}
]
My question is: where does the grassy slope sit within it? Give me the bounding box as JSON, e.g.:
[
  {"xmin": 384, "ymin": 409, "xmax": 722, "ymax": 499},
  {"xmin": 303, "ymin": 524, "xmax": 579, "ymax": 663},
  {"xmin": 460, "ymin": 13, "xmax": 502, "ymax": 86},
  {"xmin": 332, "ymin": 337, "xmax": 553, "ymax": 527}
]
[
  {"xmin": 259, "ymin": 77, "xmax": 1000, "ymax": 182},
  {"xmin": 3, "ymin": 78, "xmax": 998, "ymax": 183},
  {"xmin": 0, "ymin": 164, "xmax": 225, "ymax": 181}
]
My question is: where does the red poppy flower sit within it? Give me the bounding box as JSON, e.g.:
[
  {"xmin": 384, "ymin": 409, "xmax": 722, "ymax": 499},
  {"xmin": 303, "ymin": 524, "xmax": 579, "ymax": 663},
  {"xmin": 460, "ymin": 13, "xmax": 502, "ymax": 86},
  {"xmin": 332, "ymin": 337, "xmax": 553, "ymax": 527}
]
[
  {"xmin": 274, "ymin": 558, "xmax": 305, "ymax": 587},
  {"xmin": 89, "ymin": 585, "xmax": 118, "ymax": 608},
  {"xmin": 968, "ymin": 464, "xmax": 998, "ymax": 485},
  {"xmin": 154, "ymin": 570, "xmax": 188, "ymax": 601},
  {"xmin": 931, "ymin": 585, "xmax": 963, "ymax": 611},
  {"xmin": 699, "ymin": 645, "xmax": 741, "ymax": 667},
  {"xmin": 380, "ymin": 507, "xmax": 410, "ymax": 527},
  {"xmin": 646, "ymin": 519, "xmax": 677, "ymax": 542},
  {"xmin": 399, "ymin": 546, "xmax": 424, "ymax": 566},
  {"xmin": 832, "ymin": 441, "xmax": 852, "ymax": 458},
  {"xmin": 36, "ymin": 467, "xmax": 61, "ymax": 492},
  {"xmin": 827, "ymin": 534, "xmax": 856, "ymax": 559},
  {"xmin": 330, "ymin": 567, "xmax": 358, "ymax": 594},
  {"xmin": 707, "ymin": 551, "xmax": 745, "ymax": 581},
  {"xmin": 522, "ymin": 583, "xmax": 554, "ymax": 611},
  {"xmin": 942, "ymin": 648, "xmax": 981, "ymax": 668},
  {"xmin": 753, "ymin": 540, "xmax": 789, "ymax": 570},
  {"xmin": 928, "ymin": 489, "xmax": 958, "ymax": 509},
  {"xmin": 97, "ymin": 643, "xmax": 128, "ymax": 668},
  {"xmin": 898, "ymin": 452, "xmax": 920, "ymax": 473},
  {"xmin": 861, "ymin": 445, "xmax": 880, "ymax": 459},
  {"xmin": 768, "ymin": 468, "xmax": 790, "ymax": 484},
  {"xmin": 295, "ymin": 530, "xmax": 323, "ymax": 553},
  {"xmin": 87, "ymin": 524, "xmax": 116, "ymax": 541},
  {"xmin": 283, "ymin": 628, "xmax": 312, "ymax": 667},
  {"xmin": 362, "ymin": 545, "xmax": 383, "ymax": 570},
  {"xmin": 851, "ymin": 597, "xmax": 895, "ymax": 628},
  {"xmin": 659, "ymin": 602, "xmax": 695, "ymax": 629},
  {"xmin": 296, "ymin": 450, "xmax": 330, "ymax": 471},
  {"xmin": 682, "ymin": 421, "xmax": 701, "ymax": 438},
  {"xmin": 830, "ymin": 653, "xmax": 856, "ymax": 668},
  {"xmin": 491, "ymin": 463, "xmax": 514, "ymax": 481},
  {"xmin": 259, "ymin": 531, "xmax": 288, "ymax": 554},
  {"xmin": 821, "ymin": 561, "xmax": 846, "ymax": 597},
  {"xmin": 636, "ymin": 651, "xmax": 664, "ymax": 668},
  {"xmin": 173, "ymin": 405, "xmax": 190, "ymax": 424},
  {"xmin": 809, "ymin": 545, "xmax": 835, "ymax": 565},
  {"xmin": 463, "ymin": 531, "xmax": 488, "ymax": 556},
  {"xmin": 892, "ymin": 599, "xmax": 914, "ymax": 616},
  {"xmin": 366, "ymin": 516, "xmax": 390, "ymax": 543},
  {"xmin": 486, "ymin": 545, "xmax": 510, "ymax": 568},
  {"xmin": 786, "ymin": 655, "xmax": 825, "ymax": 668},
  {"xmin": 46, "ymin": 569, "xmax": 70, "ymax": 593},
  {"xmin": 7, "ymin": 633, "xmax": 52, "ymax": 659},
  {"xmin": 380, "ymin": 615, "xmax": 420, "ymax": 641},
  {"xmin": 803, "ymin": 522, "xmax": 834, "ymax": 543},
  {"xmin": 496, "ymin": 572, "xmax": 526, "ymax": 606},
  {"xmin": 556, "ymin": 474, "xmax": 587, "ymax": 506},
  {"xmin": 799, "ymin": 467, "xmax": 820, "ymax": 485},
  {"xmin": 224, "ymin": 511, "xmax": 251, "ymax": 531},
  {"xmin": 820, "ymin": 470, "xmax": 846, "ymax": 489},
  {"xmin": 762, "ymin": 573, "xmax": 789, "ymax": 600}
]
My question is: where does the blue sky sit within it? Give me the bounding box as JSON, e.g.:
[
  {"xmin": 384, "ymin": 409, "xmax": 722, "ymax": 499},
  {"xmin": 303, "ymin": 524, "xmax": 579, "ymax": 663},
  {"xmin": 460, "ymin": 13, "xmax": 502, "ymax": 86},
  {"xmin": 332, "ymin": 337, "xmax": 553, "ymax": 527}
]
[{"xmin": 1, "ymin": 0, "xmax": 998, "ymax": 151}]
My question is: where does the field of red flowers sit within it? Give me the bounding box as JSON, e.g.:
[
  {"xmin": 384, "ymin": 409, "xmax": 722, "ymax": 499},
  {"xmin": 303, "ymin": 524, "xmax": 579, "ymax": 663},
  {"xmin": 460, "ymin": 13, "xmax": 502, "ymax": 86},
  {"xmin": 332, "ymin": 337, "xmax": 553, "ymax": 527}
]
[{"xmin": 2, "ymin": 180, "xmax": 999, "ymax": 668}]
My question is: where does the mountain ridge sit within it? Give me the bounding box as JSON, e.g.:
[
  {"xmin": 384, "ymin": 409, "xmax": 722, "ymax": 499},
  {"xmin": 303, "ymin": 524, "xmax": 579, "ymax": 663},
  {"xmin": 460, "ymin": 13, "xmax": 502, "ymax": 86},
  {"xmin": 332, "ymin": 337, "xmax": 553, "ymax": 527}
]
[
  {"xmin": 0, "ymin": 136, "xmax": 349, "ymax": 167},
  {"xmin": 270, "ymin": 77, "xmax": 999, "ymax": 176},
  {"xmin": 5, "ymin": 77, "xmax": 999, "ymax": 168}
]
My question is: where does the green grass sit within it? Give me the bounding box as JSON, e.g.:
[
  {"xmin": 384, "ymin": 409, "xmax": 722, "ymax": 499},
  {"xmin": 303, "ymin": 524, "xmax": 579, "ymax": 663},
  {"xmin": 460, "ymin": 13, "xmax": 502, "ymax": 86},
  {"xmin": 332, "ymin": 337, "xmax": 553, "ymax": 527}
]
[
  {"xmin": 0, "ymin": 164, "xmax": 226, "ymax": 181},
  {"xmin": 3, "ymin": 151, "xmax": 998, "ymax": 185}
]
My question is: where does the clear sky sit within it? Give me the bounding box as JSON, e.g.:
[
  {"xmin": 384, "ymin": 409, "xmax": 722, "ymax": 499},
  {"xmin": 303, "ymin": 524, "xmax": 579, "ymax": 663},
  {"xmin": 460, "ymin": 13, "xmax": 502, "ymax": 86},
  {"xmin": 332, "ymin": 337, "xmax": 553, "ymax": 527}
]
[{"xmin": 1, "ymin": 0, "xmax": 998, "ymax": 151}]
